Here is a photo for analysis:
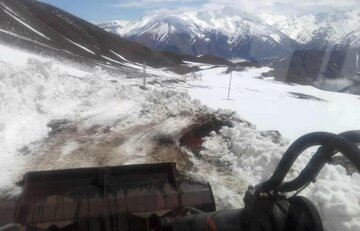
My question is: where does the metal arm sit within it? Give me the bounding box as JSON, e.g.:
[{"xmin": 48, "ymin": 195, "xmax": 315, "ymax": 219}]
[
  {"xmin": 256, "ymin": 131, "xmax": 360, "ymax": 193},
  {"xmin": 278, "ymin": 130, "xmax": 360, "ymax": 192}
]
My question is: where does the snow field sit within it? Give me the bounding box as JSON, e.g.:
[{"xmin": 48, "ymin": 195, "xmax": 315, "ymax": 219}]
[{"xmin": 186, "ymin": 67, "xmax": 360, "ymax": 142}]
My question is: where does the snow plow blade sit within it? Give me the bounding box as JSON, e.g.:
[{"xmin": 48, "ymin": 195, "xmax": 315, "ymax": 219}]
[{"xmin": 5, "ymin": 163, "xmax": 215, "ymax": 229}]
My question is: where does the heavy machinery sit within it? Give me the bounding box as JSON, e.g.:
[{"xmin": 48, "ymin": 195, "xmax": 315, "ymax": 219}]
[{"xmin": 0, "ymin": 131, "xmax": 359, "ymax": 231}]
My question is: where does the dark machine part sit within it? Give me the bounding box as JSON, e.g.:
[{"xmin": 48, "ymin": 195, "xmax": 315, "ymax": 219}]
[
  {"xmin": 151, "ymin": 189, "xmax": 322, "ymax": 231},
  {"xmin": 0, "ymin": 163, "xmax": 216, "ymax": 230},
  {"xmin": 277, "ymin": 130, "xmax": 360, "ymax": 192},
  {"xmin": 257, "ymin": 131, "xmax": 360, "ymax": 193},
  {"xmin": 0, "ymin": 130, "xmax": 359, "ymax": 231}
]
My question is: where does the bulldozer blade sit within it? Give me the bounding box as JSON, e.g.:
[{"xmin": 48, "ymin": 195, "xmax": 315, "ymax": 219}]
[{"xmin": 7, "ymin": 162, "xmax": 215, "ymax": 228}]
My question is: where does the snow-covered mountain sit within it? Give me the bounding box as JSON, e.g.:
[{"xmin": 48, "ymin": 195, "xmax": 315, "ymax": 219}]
[
  {"xmin": 99, "ymin": 8, "xmax": 360, "ymax": 87},
  {"xmin": 262, "ymin": 10, "xmax": 360, "ymax": 48},
  {"xmin": 100, "ymin": 8, "xmax": 297, "ymax": 61},
  {"xmin": 102, "ymin": 9, "xmax": 360, "ymax": 53},
  {"xmin": 343, "ymin": 28, "xmax": 360, "ymax": 48},
  {"xmin": 97, "ymin": 20, "xmax": 129, "ymax": 34}
]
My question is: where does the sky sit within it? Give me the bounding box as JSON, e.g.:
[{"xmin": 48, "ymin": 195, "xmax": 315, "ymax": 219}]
[{"xmin": 38, "ymin": 0, "xmax": 360, "ymax": 22}]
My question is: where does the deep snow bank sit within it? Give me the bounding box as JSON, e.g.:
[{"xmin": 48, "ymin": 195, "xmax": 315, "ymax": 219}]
[
  {"xmin": 0, "ymin": 59, "xmax": 120, "ymax": 195},
  {"xmin": 0, "ymin": 57, "xmax": 201, "ymax": 196}
]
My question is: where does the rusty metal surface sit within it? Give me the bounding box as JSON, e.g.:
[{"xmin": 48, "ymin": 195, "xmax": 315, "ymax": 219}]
[
  {"xmin": 12, "ymin": 162, "xmax": 215, "ymax": 227},
  {"xmin": 0, "ymin": 200, "xmax": 17, "ymax": 225}
]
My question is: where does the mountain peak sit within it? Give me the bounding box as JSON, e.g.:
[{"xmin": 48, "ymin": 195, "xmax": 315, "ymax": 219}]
[
  {"xmin": 262, "ymin": 9, "xmax": 360, "ymax": 45},
  {"xmin": 99, "ymin": 8, "xmax": 293, "ymax": 61}
]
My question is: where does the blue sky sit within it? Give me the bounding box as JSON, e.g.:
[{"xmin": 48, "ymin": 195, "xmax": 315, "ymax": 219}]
[
  {"xmin": 38, "ymin": 0, "xmax": 360, "ymax": 23},
  {"xmin": 38, "ymin": 0, "xmax": 206, "ymax": 22}
]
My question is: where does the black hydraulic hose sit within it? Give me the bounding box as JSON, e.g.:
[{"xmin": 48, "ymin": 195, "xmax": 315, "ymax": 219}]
[
  {"xmin": 256, "ymin": 132, "xmax": 360, "ymax": 193},
  {"xmin": 278, "ymin": 130, "xmax": 360, "ymax": 192}
]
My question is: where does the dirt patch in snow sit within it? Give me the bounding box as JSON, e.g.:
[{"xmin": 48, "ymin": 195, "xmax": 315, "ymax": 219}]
[
  {"xmin": 179, "ymin": 113, "xmax": 233, "ymax": 154},
  {"xmin": 21, "ymin": 117, "xmax": 194, "ymax": 177}
]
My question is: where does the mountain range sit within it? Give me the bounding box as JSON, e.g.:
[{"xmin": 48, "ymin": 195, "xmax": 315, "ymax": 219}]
[
  {"xmin": 100, "ymin": 8, "xmax": 297, "ymax": 62},
  {"xmin": 99, "ymin": 8, "xmax": 360, "ymax": 90},
  {"xmin": 100, "ymin": 8, "xmax": 360, "ymax": 56},
  {"xmin": 259, "ymin": 10, "xmax": 360, "ymax": 47}
]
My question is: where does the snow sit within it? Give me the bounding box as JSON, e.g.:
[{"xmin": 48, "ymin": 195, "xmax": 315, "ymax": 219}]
[
  {"xmin": 0, "ymin": 3, "xmax": 19, "ymax": 17},
  {"xmin": 0, "ymin": 28, "xmax": 21, "ymax": 38},
  {"xmin": 98, "ymin": 20, "xmax": 130, "ymax": 34},
  {"xmin": 183, "ymin": 60, "xmax": 221, "ymax": 70},
  {"xmin": 0, "ymin": 54, "xmax": 128, "ymax": 195},
  {"xmin": 0, "ymin": 44, "xmax": 360, "ymax": 231},
  {"xmin": 0, "ymin": 44, "xmax": 89, "ymax": 77},
  {"xmin": 98, "ymin": 20, "xmax": 129, "ymax": 29},
  {"xmin": 106, "ymin": 8, "xmax": 287, "ymax": 46},
  {"xmin": 0, "ymin": 44, "xmax": 46, "ymax": 66},
  {"xmin": 101, "ymin": 55, "xmax": 123, "ymax": 65},
  {"xmin": 0, "ymin": 44, "xmax": 189, "ymax": 196},
  {"xmin": 1, "ymin": 3, "xmax": 50, "ymax": 40},
  {"xmin": 0, "ymin": 28, "xmax": 41, "ymax": 44},
  {"xmin": 110, "ymin": 50, "xmax": 131, "ymax": 62},
  {"xmin": 64, "ymin": 38, "xmax": 96, "ymax": 55},
  {"xmin": 110, "ymin": 50, "xmax": 177, "ymax": 78},
  {"xmin": 259, "ymin": 10, "xmax": 360, "ymax": 45},
  {"xmin": 185, "ymin": 67, "xmax": 360, "ymax": 142}
]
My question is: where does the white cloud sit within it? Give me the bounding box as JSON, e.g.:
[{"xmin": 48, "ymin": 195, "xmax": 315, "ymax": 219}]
[
  {"xmin": 206, "ymin": 0, "xmax": 360, "ymax": 14},
  {"xmin": 113, "ymin": 0, "xmax": 202, "ymax": 8}
]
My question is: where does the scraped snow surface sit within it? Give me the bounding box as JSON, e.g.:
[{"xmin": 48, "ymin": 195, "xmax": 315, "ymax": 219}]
[{"xmin": 0, "ymin": 45, "xmax": 360, "ymax": 231}]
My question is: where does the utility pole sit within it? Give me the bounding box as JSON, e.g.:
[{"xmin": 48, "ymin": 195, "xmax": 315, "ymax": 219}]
[
  {"xmin": 227, "ymin": 71, "xmax": 233, "ymax": 100},
  {"xmin": 143, "ymin": 61, "xmax": 146, "ymax": 88}
]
